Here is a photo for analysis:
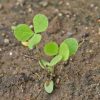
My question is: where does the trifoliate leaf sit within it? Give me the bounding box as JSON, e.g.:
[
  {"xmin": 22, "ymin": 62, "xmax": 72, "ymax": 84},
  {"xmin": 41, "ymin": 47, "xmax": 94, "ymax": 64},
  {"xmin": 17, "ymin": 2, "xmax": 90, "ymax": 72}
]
[
  {"xmin": 44, "ymin": 80, "xmax": 54, "ymax": 93},
  {"xmin": 64, "ymin": 38, "xmax": 78, "ymax": 56},
  {"xmin": 49, "ymin": 55, "xmax": 62, "ymax": 66},
  {"xmin": 33, "ymin": 14, "xmax": 48, "ymax": 33},
  {"xmin": 14, "ymin": 24, "xmax": 34, "ymax": 41},
  {"xmin": 44, "ymin": 42, "xmax": 58, "ymax": 56},
  {"xmin": 28, "ymin": 34, "xmax": 41, "ymax": 49},
  {"xmin": 59, "ymin": 42, "xmax": 69, "ymax": 61}
]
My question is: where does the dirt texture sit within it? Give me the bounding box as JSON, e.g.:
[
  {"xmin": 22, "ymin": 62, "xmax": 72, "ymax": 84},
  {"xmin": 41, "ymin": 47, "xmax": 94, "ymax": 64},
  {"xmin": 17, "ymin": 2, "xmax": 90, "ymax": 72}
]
[{"xmin": 0, "ymin": 0, "xmax": 100, "ymax": 100}]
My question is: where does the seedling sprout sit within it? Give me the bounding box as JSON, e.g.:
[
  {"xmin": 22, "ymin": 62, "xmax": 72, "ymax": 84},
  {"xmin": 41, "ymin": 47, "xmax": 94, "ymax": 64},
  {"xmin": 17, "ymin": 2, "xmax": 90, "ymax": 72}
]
[
  {"xmin": 39, "ymin": 38, "xmax": 78, "ymax": 93},
  {"xmin": 13, "ymin": 14, "xmax": 48, "ymax": 49},
  {"xmin": 12, "ymin": 13, "xmax": 79, "ymax": 94}
]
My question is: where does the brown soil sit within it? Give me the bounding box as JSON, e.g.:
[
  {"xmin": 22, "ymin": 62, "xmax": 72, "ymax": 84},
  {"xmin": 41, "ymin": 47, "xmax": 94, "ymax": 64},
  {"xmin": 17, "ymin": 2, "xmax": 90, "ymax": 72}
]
[{"xmin": 0, "ymin": 0, "xmax": 100, "ymax": 100}]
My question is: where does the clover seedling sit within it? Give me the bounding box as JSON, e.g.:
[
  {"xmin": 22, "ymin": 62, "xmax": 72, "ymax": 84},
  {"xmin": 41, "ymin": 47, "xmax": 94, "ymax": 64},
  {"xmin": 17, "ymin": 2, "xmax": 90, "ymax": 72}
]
[
  {"xmin": 39, "ymin": 38, "xmax": 78, "ymax": 93},
  {"xmin": 13, "ymin": 14, "xmax": 48, "ymax": 49}
]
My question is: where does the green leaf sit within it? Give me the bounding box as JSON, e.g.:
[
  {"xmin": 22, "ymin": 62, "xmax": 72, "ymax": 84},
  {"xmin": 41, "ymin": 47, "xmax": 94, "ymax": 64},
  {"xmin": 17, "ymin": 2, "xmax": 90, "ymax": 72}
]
[
  {"xmin": 49, "ymin": 55, "xmax": 62, "ymax": 66},
  {"xmin": 33, "ymin": 14, "xmax": 48, "ymax": 33},
  {"xmin": 44, "ymin": 42, "xmax": 58, "ymax": 56},
  {"xmin": 44, "ymin": 80, "xmax": 54, "ymax": 93},
  {"xmin": 39, "ymin": 59, "xmax": 54, "ymax": 72},
  {"xmin": 39, "ymin": 59, "xmax": 50, "ymax": 69},
  {"xmin": 14, "ymin": 24, "xmax": 34, "ymax": 41},
  {"xmin": 64, "ymin": 38, "xmax": 78, "ymax": 56},
  {"xmin": 28, "ymin": 34, "xmax": 41, "ymax": 49},
  {"xmin": 59, "ymin": 42, "xmax": 69, "ymax": 61}
]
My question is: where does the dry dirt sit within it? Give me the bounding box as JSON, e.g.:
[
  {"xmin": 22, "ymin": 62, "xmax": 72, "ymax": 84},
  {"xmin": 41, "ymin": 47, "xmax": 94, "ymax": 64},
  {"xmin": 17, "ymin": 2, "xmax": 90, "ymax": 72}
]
[{"xmin": 0, "ymin": 0, "xmax": 100, "ymax": 100}]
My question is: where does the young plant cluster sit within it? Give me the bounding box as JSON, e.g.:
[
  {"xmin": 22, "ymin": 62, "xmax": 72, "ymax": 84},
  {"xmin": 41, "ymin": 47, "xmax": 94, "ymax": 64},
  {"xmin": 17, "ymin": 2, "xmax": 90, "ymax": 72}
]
[
  {"xmin": 39, "ymin": 38, "xmax": 78, "ymax": 93},
  {"xmin": 13, "ymin": 14, "xmax": 78, "ymax": 94},
  {"xmin": 13, "ymin": 14, "xmax": 48, "ymax": 49}
]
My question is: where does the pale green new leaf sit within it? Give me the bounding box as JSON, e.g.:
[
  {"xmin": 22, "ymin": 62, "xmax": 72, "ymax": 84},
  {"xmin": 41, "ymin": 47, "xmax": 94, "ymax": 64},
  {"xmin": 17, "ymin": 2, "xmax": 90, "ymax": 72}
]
[
  {"xmin": 28, "ymin": 34, "xmax": 41, "ymax": 49},
  {"xmin": 44, "ymin": 80, "xmax": 54, "ymax": 93},
  {"xmin": 33, "ymin": 14, "xmax": 48, "ymax": 33},
  {"xmin": 14, "ymin": 24, "xmax": 34, "ymax": 41},
  {"xmin": 49, "ymin": 55, "xmax": 62, "ymax": 66},
  {"xmin": 39, "ymin": 59, "xmax": 50, "ymax": 69},
  {"xmin": 64, "ymin": 38, "xmax": 78, "ymax": 56},
  {"xmin": 59, "ymin": 42, "xmax": 69, "ymax": 61}
]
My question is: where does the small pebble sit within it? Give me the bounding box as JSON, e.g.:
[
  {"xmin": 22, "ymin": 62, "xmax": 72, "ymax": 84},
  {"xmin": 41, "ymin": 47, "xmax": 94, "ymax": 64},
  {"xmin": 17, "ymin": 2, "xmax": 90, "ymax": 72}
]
[
  {"xmin": 39, "ymin": 1, "xmax": 48, "ymax": 7},
  {"xmin": 89, "ymin": 50, "xmax": 93, "ymax": 53},
  {"xmin": 86, "ymin": 49, "xmax": 93, "ymax": 53},
  {"xmin": 92, "ymin": 30, "xmax": 95, "ymax": 33},
  {"xmin": 58, "ymin": 1, "xmax": 63, "ymax": 5},
  {"xmin": 17, "ymin": 0, "xmax": 24, "ymax": 3},
  {"xmin": 95, "ymin": 6, "xmax": 98, "ymax": 10},
  {"xmin": 28, "ymin": 8, "xmax": 32, "ymax": 13},
  {"xmin": 66, "ymin": 2, "xmax": 70, "ymax": 6},
  {"xmin": 0, "ymin": 48, "xmax": 2, "ymax": 51},
  {"xmin": 89, "ymin": 39, "xmax": 94, "ymax": 43},
  {"xmin": 58, "ymin": 13, "xmax": 63, "ymax": 17},
  {"xmin": 16, "ymin": 0, "xmax": 25, "ymax": 6},
  {"xmin": 78, "ymin": 23, "xmax": 81, "ymax": 25},
  {"xmin": 29, "ymin": 25, "xmax": 33, "ymax": 28},
  {"xmin": 90, "ymin": 4, "xmax": 95, "ymax": 8},
  {"xmin": 1, "ymin": 33, "xmax": 5, "ymax": 36},
  {"xmin": 73, "ymin": 14, "xmax": 76, "ymax": 17},
  {"xmin": 66, "ymin": 14, "xmax": 70, "ymax": 18},
  {"xmin": 4, "ymin": 38, "xmax": 9, "ymax": 44},
  {"xmin": 85, "ymin": 27, "xmax": 88, "ymax": 30},
  {"xmin": 0, "ymin": 4, "xmax": 3, "ymax": 10},
  {"xmin": 61, "ymin": 30, "xmax": 65, "ymax": 34},
  {"xmin": 54, "ymin": 9, "xmax": 59, "ymax": 13},
  {"xmin": 9, "ymin": 52, "xmax": 13, "ymax": 56},
  {"xmin": 56, "ymin": 78, "xmax": 60, "ymax": 84},
  {"xmin": 67, "ymin": 32, "xmax": 73, "ymax": 36},
  {"xmin": 70, "ymin": 58, "xmax": 73, "ymax": 61}
]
